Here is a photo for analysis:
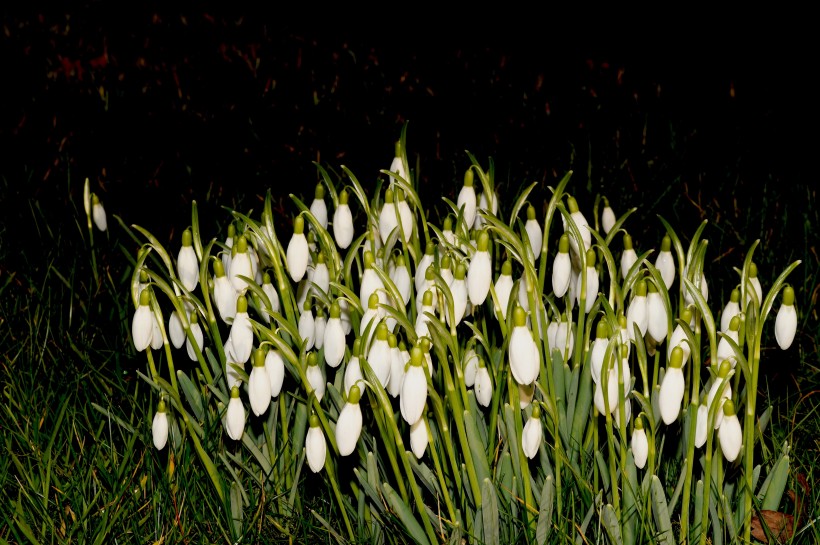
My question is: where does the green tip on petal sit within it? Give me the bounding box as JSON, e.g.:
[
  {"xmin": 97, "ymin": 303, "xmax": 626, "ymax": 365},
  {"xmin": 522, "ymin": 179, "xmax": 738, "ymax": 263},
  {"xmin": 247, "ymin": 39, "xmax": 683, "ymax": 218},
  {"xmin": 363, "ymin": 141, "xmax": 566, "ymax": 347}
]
[
  {"xmin": 731, "ymin": 288, "xmax": 740, "ymax": 303},
  {"xmin": 339, "ymin": 188, "xmax": 349, "ymax": 205},
  {"xmin": 314, "ymin": 183, "xmax": 325, "ymax": 199},
  {"xmin": 441, "ymin": 254, "xmax": 451, "ymax": 269},
  {"xmin": 213, "ymin": 259, "xmax": 226, "ymax": 277},
  {"xmin": 309, "ymin": 413, "xmax": 320, "ymax": 427},
  {"xmin": 253, "ymin": 348, "xmax": 265, "ymax": 367},
  {"xmin": 294, "ymin": 216, "xmax": 305, "ymax": 235},
  {"xmin": 623, "ymin": 233, "xmax": 633, "ymax": 250},
  {"xmin": 368, "ymin": 292, "xmax": 379, "ymax": 310},
  {"xmin": 513, "ymin": 306, "xmax": 527, "ymax": 327},
  {"xmin": 364, "ymin": 251, "xmax": 374, "ymax": 269},
  {"xmin": 670, "ymin": 346, "xmax": 684, "ymax": 368},
  {"xmin": 348, "ymin": 383, "xmax": 362, "ymax": 404},
  {"xmin": 398, "ymin": 340, "xmax": 407, "ymax": 351},
  {"xmin": 585, "ymin": 248, "xmax": 596, "ymax": 267},
  {"xmin": 315, "ymin": 306, "xmax": 324, "ymax": 318},
  {"xmin": 307, "ymin": 352, "xmax": 318, "ymax": 367},
  {"xmin": 661, "ymin": 234, "xmax": 671, "ymax": 252},
  {"xmin": 303, "ymin": 298, "xmax": 312, "ymax": 311},
  {"xmin": 317, "ymin": 252, "xmax": 326, "ymax": 264},
  {"xmin": 443, "ymin": 216, "xmax": 453, "ymax": 231},
  {"xmin": 376, "ymin": 322, "xmax": 388, "ymax": 340},
  {"xmin": 236, "ymin": 235, "xmax": 248, "ymax": 253},
  {"xmin": 422, "ymin": 290, "xmax": 433, "ymax": 306},
  {"xmin": 384, "ymin": 187, "xmax": 395, "ymax": 203},
  {"xmin": 477, "ymin": 230, "xmax": 489, "ymax": 251},
  {"xmin": 718, "ymin": 359, "xmax": 732, "ymax": 378},
  {"xmin": 410, "ymin": 346, "xmax": 424, "ymax": 366},
  {"xmin": 526, "ymin": 205, "xmax": 536, "ymax": 220},
  {"xmin": 463, "ymin": 168, "xmax": 474, "ymax": 187},
  {"xmin": 596, "ymin": 319, "xmax": 609, "ymax": 339},
  {"xmin": 636, "ymin": 279, "xmax": 647, "ymax": 297},
  {"xmin": 530, "ymin": 404, "xmax": 542, "ymax": 420},
  {"xmin": 425, "ymin": 241, "xmax": 435, "ymax": 256},
  {"xmin": 139, "ymin": 289, "xmax": 151, "ymax": 306},
  {"xmin": 352, "ymin": 338, "xmax": 362, "ymax": 356},
  {"xmin": 230, "ymin": 386, "xmax": 240, "ymax": 399},
  {"xmin": 618, "ymin": 312, "xmax": 627, "ymax": 328},
  {"xmin": 501, "ymin": 260, "xmax": 512, "ymax": 276},
  {"xmin": 330, "ymin": 302, "xmax": 341, "ymax": 318},
  {"xmin": 681, "ymin": 307, "xmax": 692, "ymax": 323},
  {"xmin": 182, "ymin": 228, "xmax": 193, "ymax": 247},
  {"xmin": 157, "ymin": 399, "xmax": 167, "ymax": 413},
  {"xmin": 388, "ymin": 333, "xmax": 397, "ymax": 348},
  {"xmin": 396, "ymin": 253, "xmax": 405, "ymax": 266},
  {"xmin": 455, "ymin": 262, "xmax": 467, "ymax": 279},
  {"xmin": 602, "ymin": 196, "xmax": 610, "ymax": 207},
  {"xmin": 567, "ymin": 195, "xmax": 579, "ymax": 213},
  {"xmin": 729, "ymin": 315, "xmax": 740, "ymax": 332},
  {"xmin": 395, "ymin": 187, "xmax": 405, "ymax": 201},
  {"xmin": 782, "ymin": 285, "xmax": 795, "ymax": 306},
  {"xmin": 722, "ymin": 399, "xmax": 736, "ymax": 416},
  {"xmin": 228, "ymin": 223, "xmax": 236, "ymax": 237},
  {"xmin": 558, "ymin": 234, "xmax": 570, "ymax": 253},
  {"xmin": 648, "ymin": 281, "xmax": 659, "ymax": 294},
  {"xmin": 237, "ymin": 295, "xmax": 248, "ymax": 313},
  {"xmin": 92, "ymin": 193, "xmax": 101, "ymax": 205}
]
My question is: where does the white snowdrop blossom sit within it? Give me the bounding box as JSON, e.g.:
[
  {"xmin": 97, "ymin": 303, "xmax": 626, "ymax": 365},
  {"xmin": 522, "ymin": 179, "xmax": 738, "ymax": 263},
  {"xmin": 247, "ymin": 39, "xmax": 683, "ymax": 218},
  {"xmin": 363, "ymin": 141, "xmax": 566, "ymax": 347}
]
[
  {"xmin": 305, "ymin": 414, "xmax": 326, "ymax": 473},
  {"xmin": 590, "ymin": 320, "xmax": 610, "ymax": 385},
  {"xmin": 621, "ymin": 233, "xmax": 638, "ymax": 279},
  {"xmin": 323, "ymin": 302, "xmax": 346, "ymax": 368},
  {"xmin": 415, "ymin": 290, "xmax": 435, "ymax": 341},
  {"xmin": 552, "ymin": 234, "xmax": 572, "ymax": 298},
  {"xmin": 400, "ymin": 347, "xmax": 428, "ymax": 425},
  {"xmin": 468, "ymin": 231, "xmax": 492, "ymax": 305},
  {"xmin": 305, "ymin": 352, "xmax": 325, "ymax": 402},
  {"xmin": 576, "ymin": 249, "xmax": 599, "ymax": 314},
  {"xmin": 332, "ymin": 189, "xmax": 355, "ymax": 249},
  {"xmin": 601, "ymin": 197, "xmax": 616, "ymax": 234},
  {"xmin": 524, "ymin": 204, "xmax": 542, "ymax": 257},
  {"xmin": 626, "ymin": 280, "xmax": 648, "ymax": 342},
  {"xmin": 659, "ymin": 347, "xmax": 686, "ymax": 425},
  {"xmin": 368, "ymin": 322, "xmax": 392, "ymax": 388},
  {"xmin": 387, "ymin": 335, "xmax": 405, "ymax": 398},
  {"xmin": 224, "ymin": 386, "xmax": 246, "ymax": 441},
  {"xmin": 378, "ymin": 188, "xmax": 400, "ymax": 244},
  {"xmin": 667, "ymin": 308, "xmax": 693, "ymax": 366},
  {"xmin": 298, "ymin": 302, "xmax": 315, "ymax": 351},
  {"xmin": 554, "ymin": 314, "xmax": 575, "ymax": 362},
  {"xmin": 395, "ymin": 188, "xmax": 414, "ymax": 241},
  {"xmin": 415, "ymin": 242, "xmax": 436, "ymax": 295},
  {"xmin": 224, "ymin": 339, "xmax": 242, "ymax": 391},
  {"xmin": 474, "ymin": 188, "xmax": 498, "ymax": 229},
  {"xmin": 344, "ymin": 340, "xmax": 364, "ymax": 395},
  {"xmin": 91, "ymin": 193, "xmax": 107, "ymax": 232},
  {"xmin": 152, "ymin": 399, "xmax": 169, "ymax": 450},
  {"xmin": 695, "ymin": 402, "xmax": 708, "ymax": 448},
  {"xmin": 228, "ymin": 296, "xmax": 253, "ymax": 364},
  {"xmin": 265, "ymin": 348, "xmax": 285, "ymax": 398},
  {"xmin": 132, "ymin": 289, "xmax": 153, "ymax": 352},
  {"xmin": 248, "ymin": 349, "xmax": 272, "ymax": 417},
  {"xmin": 359, "ymin": 251, "xmax": 385, "ymax": 315},
  {"xmin": 463, "ymin": 349, "xmax": 479, "ymax": 388},
  {"xmin": 474, "ymin": 360, "xmax": 493, "ymax": 407},
  {"xmin": 448, "ymin": 262, "xmax": 468, "ymax": 327},
  {"xmin": 720, "ymin": 288, "xmax": 741, "ymax": 333},
  {"xmin": 309, "ymin": 183, "xmax": 328, "ymax": 229},
  {"xmin": 390, "ymin": 254, "xmax": 412, "ymax": 307},
  {"xmin": 185, "ymin": 312, "xmax": 204, "ymax": 361},
  {"xmin": 718, "ymin": 400, "xmax": 743, "ymax": 462},
  {"xmin": 177, "ymin": 228, "xmax": 199, "ymax": 292},
  {"xmin": 260, "ymin": 272, "xmax": 280, "ymax": 324},
  {"xmin": 168, "ymin": 309, "xmax": 186, "ymax": 349},
  {"xmin": 509, "ymin": 307, "xmax": 540, "ymax": 385},
  {"xmin": 213, "ymin": 260, "xmax": 237, "ymax": 324},
  {"xmin": 286, "ymin": 216, "xmax": 310, "ymax": 282},
  {"xmin": 654, "ymin": 234, "xmax": 675, "ymax": 289},
  {"xmin": 336, "ymin": 384, "xmax": 363, "ymax": 456},
  {"xmin": 312, "ymin": 253, "xmax": 330, "ymax": 299},
  {"xmin": 631, "ymin": 416, "xmax": 648, "ymax": 469},
  {"xmin": 746, "ymin": 262, "xmax": 763, "ymax": 308},
  {"xmin": 409, "ymin": 417, "xmax": 428, "ymax": 459},
  {"xmin": 562, "ymin": 195, "xmax": 591, "ymax": 260},
  {"xmin": 518, "ymin": 381, "xmax": 535, "ymax": 409},
  {"xmin": 494, "ymin": 260, "xmax": 514, "ymax": 319},
  {"xmin": 707, "ymin": 361, "xmax": 733, "ymax": 429},
  {"xmin": 717, "ymin": 316, "xmax": 741, "ymax": 367},
  {"xmin": 775, "ymin": 286, "xmax": 797, "ymax": 350},
  {"xmin": 646, "ymin": 281, "xmax": 669, "ymax": 343},
  {"xmin": 457, "ymin": 169, "xmax": 477, "ymax": 230},
  {"xmin": 229, "ymin": 235, "xmax": 254, "ymax": 294},
  {"xmin": 521, "ymin": 405, "xmax": 543, "ymax": 459}
]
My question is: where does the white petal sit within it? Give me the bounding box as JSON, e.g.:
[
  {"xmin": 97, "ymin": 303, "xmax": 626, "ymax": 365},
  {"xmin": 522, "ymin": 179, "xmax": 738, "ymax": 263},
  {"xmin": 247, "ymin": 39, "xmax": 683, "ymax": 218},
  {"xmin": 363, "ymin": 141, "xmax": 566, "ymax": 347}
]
[
  {"xmin": 298, "ymin": 310, "xmax": 315, "ymax": 351},
  {"xmin": 168, "ymin": 310, "xmax": 186, "ymax": 349},
  {"xmin": 463, "ymin": 350, "xmax": 479, "ymax": 387},
  {"xmin": 655, "ymin": 251, "xmax": 675, "ymax": 289},
  {"xmin": 333, "ymin": 205, "xmax": 354, "ymax": 249},
  {"xmin": 718, "ymin": 413, "xmax": 742, "ymax": 462},
  {"xmin": 249, "ymin": 366, "xmax": 272, "ymax": 416},
  {"xmin": 92, "ymin": 202, "xmax": 107, "ymax": 231},
  {"xmin": 286, "ymin": 233, "xmax": 309, "ymax": 282},
  {"xmin": 590, "ymin": 338, "xmax": 608, "ymax": 385},
  {"xmin": 310, "ymin": 198, "xmax": 328, "ymax": 230},
  {"xmin": 214, "ymin": 276, "xmax": 237, "ymax": 324},
  {"xmin": 400, "ymin": 364, "xmax": 427, "ymax": 425},
  {"xmin": 695, "ymin": 403, "xmax": 708, "ymax": 448},
  {"xmin": 552, "ymin": 253, "xmax": 572, "ymax": 298},
  {"xmin": 225, "ymin": 397, "xmax": 246, "ymax": 441},
  {"xmin": 185, "ymin": 322, "xmax": 203, "ymax": 361},
  {"xmin": 626, "ymin": 296, "xmax": 647, "ymax": 341},
  {"xmin": 775, "ymin": 304, "xmax": 797, "ymax": 350},
  {"xmin": 659, "ymin": 367, "xmax": 685, "ymax": 425},
  {"xmin": 631, "ymin": 428, "xmax": 648, "ymax": 469},
  {"xmin": 646, "ymin": 292, "xmax": 668, "ymax": 343},
  {"xmin": 475, "ymin": 365, "xmax": 493, "ymax": 407},
  {"xmin": 387, "ymin": 347, "xmax": 405, "ymax": 398},
  {"xmin": 228, "ymin": 312, "xmax": 253, "ymax": 364},
  {"xmin": 306, "ymin": 364, "xmax": 325, "ymax": 402},
  {"xmin": 601, "ymin": 206, "xmax": 616, "ymax": 234},
  {"xmin": 467, "ymin": 251, "xmax": 491, "ymax": 306},
  {"xmin": 229, "ymin": 252, "xmax": 253, "ymax": 294},
  {"xmin": 449, "ymin": 278, "xmax": 468, "ymax": 327},
  {"xmin": 457, "ymin": 185, "xmax": 477, "ymax": 229},
  {"xmin": 344, "ymin": 357, "xmax": 363, "ymax": 395},
  {"xmin": 336, "ymin": 402, "xmax": 363, "ymax": 456},
  {"xmin": 525, "ymin": 219, "xmax": 542, "ymax": 257},
  {"xmin": 305, "ymin": 425, "xmax": 327, "ymax": 473},
  {"xmin": 494, "ymin": 275, "xmax": 513, "ymax": 318},
  {"xmin": 509, "ymin": 326, "xmax": 539, "ymax": 385},
  {"xmin": 521, "ymin": 415, "xmax": 542, "ymax": 459},
  {"xmin": 152, "ymin": 411, "xmax": 169, "ymax": 450},
  {"xmin": 177, "ymin": 246, "xmax": 199, "ymax": 292},
  {"xmin": 621, "ymin": 249, "xmax": 637, "ymax": 279},
  {"xmin": 150, "ymin": 313, "xmax": 164, "ymax": 350},
  {"xmin": 410, "ymin": 418, "xmax": 428, "ymax": 459},
  {"xmin": 323, "ymin": 318, "xmax": 346, "ymax": 368},
  {"xmin": 265, "ymin": 350, "xmax": 285, "ymax": 398}
]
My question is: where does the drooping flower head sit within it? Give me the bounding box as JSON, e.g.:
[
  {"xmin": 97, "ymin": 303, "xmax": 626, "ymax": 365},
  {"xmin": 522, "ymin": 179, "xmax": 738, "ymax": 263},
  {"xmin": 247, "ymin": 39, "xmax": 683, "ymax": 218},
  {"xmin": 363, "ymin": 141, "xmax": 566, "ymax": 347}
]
[
  {"xmin": 305, "ymin": 413, "xmax": 327, "ymax": 473},
  {"xmin": 336, "ymin": 383, "xmax": 363, "ymax": 456},
  {"xmin": 775, "ymin": 285, "xmax": 798, "ymax": 350}
]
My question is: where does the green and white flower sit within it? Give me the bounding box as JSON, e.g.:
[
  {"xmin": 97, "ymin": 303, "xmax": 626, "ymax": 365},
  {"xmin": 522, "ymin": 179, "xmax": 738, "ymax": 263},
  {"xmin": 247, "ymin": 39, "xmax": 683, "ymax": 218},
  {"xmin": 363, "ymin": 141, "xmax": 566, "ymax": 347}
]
[
  {"xmin": 152, "ymin": 399, "xmax": 169, "ymax": 450},
  {"xmin": 620, "ymin": 233, "xmax": 638, "ymax": 279},
  {"xmin": 185, "ymin": 312, "xmax": 204, "ymax": 362},
  {"xmin": 509, "ymin": 306, "xmax": 539, "ymax": 386},
  {"xmin": 467, "ymin": 231, "xmax": 491, "ymax": 306},
  {"xmin": 228, "ymin": 295, "xmax": 253, "ymax": 364},
  {"xmin": 249, "ymin": 349, "xmax": 271, "ymax": 417},
  {"xmin": 631, "ymin": 416, "xmax": 648, "ymax": 469},
  {"xmin": 309, "ymin": 183, "xmax": 328, "ymax": 230},
  {"xmin": 400, "ymin": 346, "xmax": 427, "ymax": 426},
  {"xmin": 521, "ymin": 405, "xmax": 543, "ymax": 459},
  {"xmin": 457, "ymin": 169, "xmax": 477, "ymax": 230},
  {"xmin": 775, "ymin": 285, "xmax": 797, "ymax": 350},
  {"xmin": 718, "ymin": 400, "xmax": 742, "ymax": 462},
  {"xmin": 655, "ymin": 234, "xmax": 675, "ymax": 289},
  {"xmin": 306, "ymin": 352, "xmax": 325, "ymax": 402},
  {"xmin": 305, "ymin": 414, "xmax": 326, "ymax": 473},
  {"xmin": 229, "ymin": 235, "xmax": 254, "ymax": 294},
  {"xmin": 552, "ymin": 234, "xmax": 572, "ymax": 298},
  {"xmin": 336, "ymin": 384, "xmax": 363, "ymax": 456},
  {"xmin": 177, "ymin": 228, "xmax": 199, "ymax": 292},
  {"xmin": 659, "ymin": 347, "xmax": 685, "ymax": 425},
  {"xmin": 524, "ymin": 204, "xmax": 542, "ymax": 257},
  {"xmin": 265, "ymin": 348, "xmax": 285, "ymax": 398},
  {"xmin": 286, "ymin": 216, "xmax": 309, "ymax": 282},
  {"xmin": 332, "ymin": 188, "xmax": 354, "ymax": 249},
  {"xmin": 409, "ymin": 417, "xmax": 428, "ymax": 460},
  {"xmin": 224, "ymin": 386, "xmax": 245, "ymax": 441}
]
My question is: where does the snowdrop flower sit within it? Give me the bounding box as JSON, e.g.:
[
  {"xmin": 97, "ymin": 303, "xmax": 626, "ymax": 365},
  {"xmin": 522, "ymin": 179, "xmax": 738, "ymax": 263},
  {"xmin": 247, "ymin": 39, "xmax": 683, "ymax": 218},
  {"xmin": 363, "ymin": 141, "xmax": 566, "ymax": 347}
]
[
  {"xmin": 659, "ymin": 347, "xmax": 686, "ymax": 425},
  {"xmin": 694, "ymin": 401, "xmax": 708, "ymax": 448},
  {"xmin": 248, "ymin": 349, "xmax": 271, "ymax": 417},
  {"xmin": 554, "ymin": 313, "xmax": 575, "ymax": 362},
  {"xmin": 524, "ymin": 204, "xmax": 542, "ymax": 257},
  {"xmin": 336, "ymin": 384, "xmax": 363, "ymax": 456},
  {"xmin": 387, "ymin": 334, "xmax": 405, "ymax": 398},
  {"xmin": 265, "ymin": 348, "xmax": 285, "ymax": 398},
  {"xmin": 306, "ymin": 352, "xmax": 325, "ymax": 402},
  {"xmin": 168, "ymin": 309, "xmax": 186, "ymax": 349},
  {"xmin": 474, "ymin": 358, "xmax": 493, "ymax": 407},
  {"xmin": 367, "ymin": 322, "xmax": 392, "ymax": 388},
  {"xmin": 286, "ymin": 216, "xmax": 310, "ymax": 282},
  {"xmin": 718, "ymin": 400, "xmax": 742, "ymax": 462},
  {"xmin": 149, "ymin": 304, "xmax": 164, "ymax": 351},
  {"xmin": 395, "ymin": 188, "xmax": 414, "ymax": 241},
  {"xmin": 311, "ymin": 253, "xmax": 330, "ymax": 299},
  {"xmin": 400, "ymin": 346, "xmax": 428, "ymax": 425},
  {"xmin": 594, "ymin": 366, "xmax": 619, "ymax": 416},
  {"xmin": 646, "ymin": 281, "xmax": 669, "ymax": 343},
  {"xmin": 323, "ymin": 302, "xmax": 346, "ymax": 368},
  {"xmin": 521, "ymin": 405, "xmax": 543, "ymax": 459},
  {"xmin": 344, "ymin": 339, "xmax": 364, "ymax": 395},
  {"xmin": 339, "ymin": 297, "xmax": 353, "ymax": 336},
  {"xmin": 332, "ymin": 188, "xmax": 355, "ymax": 249},
  {"xmin": 91, "ymin": 193, "xmax": 107, "ymax": 232},
  {"xmin": 494, "ymin": 260, "xmax": 514, "ymax": 319},
  {"xmin": 601, "ymin": 197, "xmax": 616, "ymax": 235},
  {"xmin": 463, "ymin": 348, "xmax": 479, "ymax": 387},
  {"xmin": 176, "ymin": 228, "xmax": 199, "ymax": 292},
  {"xmin": 152, "ymin": 399, "xmax": 169, "ymax": 450},
  {"xmin": 389, "ymin": 141, "xmax": 409, "ymax": 182},
  {"xmin": 509, "ymin": 306, "xmax": 539, "ymax": 385},
  {"xmin": 707, "ymin": 360, "xmax": 733, "ymax": 429},
  {"xmin": 309, "ymin": 183, "xmax": 328, "ymax": 230},
  {"xmin": 457, "ymin": 169, "xmax": 478, "ymax": 230},
  {"xmin": 667, "ymin": 308, "xmax": 693, "ymax": 366},
  {"xmin": 439, "ymin": 254, "xmax": 454, "ymax": 287},
  {"xmin": 298, "ymin": 301, "xmax": 315, "ymax": 351},
  {"xmin": 224, "ymin": 386, "xmax": 246, "ymax": 441},
  {"xmin": 467, "ymin": 231, "xmax": 491, "ymax": 306},
  {"xmin": 390, "ymin": 253, "xmax": 412, "ymax": 307},
  {"xmin": 258, "ymin": 272, "xmax": 279, "ymax": 324},
  {"xmin": 717, "ymin": 316, "xmax": 741, "ymax": 367},
  {"xmin": 474, "ymin": 187, "xmax": 498, "ymax": 230},
  {"xmin": 631, "ymin": 416, "xmax": 648, "ymax": 469},
  {"xmin": 360, "ymin": 251, "xmax": 385, "ymax": 314},
  {"xmin": 313, "ymin": 307, "xmax": 326, "ymax": 350},
  {"xmin": 229, "ymin": 235, "xmax": 254, "ymax": 294},
  {"xmin": 305, "ymin": 414, "xmax": 326, "ymax": 473},
  {"xmin": 746, "ymin": 262, "xmax": 763, "ymax": 308},
  {"xmin": 562, "ymin": 195, "xmax": 591, "ymax": 260},
  {"xmin": 683, "ymin": 263, "xmax": 710, "ymax": 307},
  {"xmin": 228, "ymin": 296, "xmax": 253, "ymax": 364},
  {"xmin": 410, "ymin": 417, "xmax": 428, "ymax": 459},
  {"xmin": 415, "ymin": 242, "xmax": 436, "ymax": 294},
  {"xmin": 720, "ymin": 288, "xmax": 741, "ymax": 333},
  {"xmin": 448, "ymin": 262, "xmax": 468, "ymax": 327},
  {"xmin": 654, "ymin": 235, "xmax": 675, "ymax": 290},
  {"xmin": 361, "ymin": 292, "xmax": 383, "ymax": 351},
  {"xmin": 378, "ymin": 187, "xmax": 400, "ymax": 245},
  {"xmin": 552, "ymin": 234, "xmax": 572, "ymax": 298},
  {"xmin": 185, "ymin": 312, "xmax": 204, "ymax": 361},
  {"xmin": 517, "ymin": 272, "xmax": 532, "ymax": 312},
  {"xmin": 132, "ymin": 289, "xmax": 154, "ymax": 352},
  {"xmin": 626, "ymin": 279, "xmax": 648, "ymax": 342},
  {"xmin": 590, "ymin": 320, "xmax": 610, "ymax": 385},
  {"xmin": 775, "ymin": 285, "xmax": 797, "ymax": 350},
  {"xmin": 576, "ymin": 248, "xmax": 599, "ymax": 314},
  {"xmin": 621, "ymin": 233, "xmax": 638, "ymax": 279},
  {"xmin": 212, "ymin": 260, "xmax": 237, "ymax": 324}
]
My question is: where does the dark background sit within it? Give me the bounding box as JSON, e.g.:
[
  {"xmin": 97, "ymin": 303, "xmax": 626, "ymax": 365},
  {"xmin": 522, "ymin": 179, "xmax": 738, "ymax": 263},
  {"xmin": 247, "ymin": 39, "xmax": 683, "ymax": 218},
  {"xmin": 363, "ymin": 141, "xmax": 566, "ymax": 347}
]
[{"xmin": 1, "ymin": 7, "xmax": 815, "ymax": 267}]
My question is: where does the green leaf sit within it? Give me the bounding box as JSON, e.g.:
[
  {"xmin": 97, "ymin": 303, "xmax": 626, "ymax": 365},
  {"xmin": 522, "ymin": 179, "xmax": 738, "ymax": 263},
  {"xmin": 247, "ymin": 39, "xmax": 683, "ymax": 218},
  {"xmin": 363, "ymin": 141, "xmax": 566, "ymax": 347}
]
[
  {"xmin": 481, "ymin": 478, "xmax": 500, "ymax": 545},
  {"xmin": 602, "ymin": 503, "xmax": 623, "ymax": 545},
  {"xmin": 382, "ymin": 481, "xmax": 431, "ymax": 545},
  {"xmin": 536, "ymin": 475, "xmax": 555, "ymax": 545},
  {"xmin": 650, "ymin": 475, "xmax": 675, "ymax": 545}
]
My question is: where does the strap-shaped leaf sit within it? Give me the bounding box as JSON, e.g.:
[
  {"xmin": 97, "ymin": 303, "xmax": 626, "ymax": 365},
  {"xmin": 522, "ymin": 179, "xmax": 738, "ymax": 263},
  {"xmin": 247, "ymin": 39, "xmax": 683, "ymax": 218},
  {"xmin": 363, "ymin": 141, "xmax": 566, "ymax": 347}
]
[
  {"xmin": 650, "ymin": 475, "xmax": 675, "ymax": 545},
  {"xmin": 536, "ymin": 475, "xmax": 555, "ymax": 545}
]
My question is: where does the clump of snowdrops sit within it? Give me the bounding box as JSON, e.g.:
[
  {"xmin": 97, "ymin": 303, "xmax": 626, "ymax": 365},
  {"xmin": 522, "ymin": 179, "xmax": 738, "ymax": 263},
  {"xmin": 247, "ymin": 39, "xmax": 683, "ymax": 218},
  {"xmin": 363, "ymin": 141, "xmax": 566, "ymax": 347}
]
[{"xmin": 127, "ymin": 132, "xmax": 800, "ymax": 544}]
